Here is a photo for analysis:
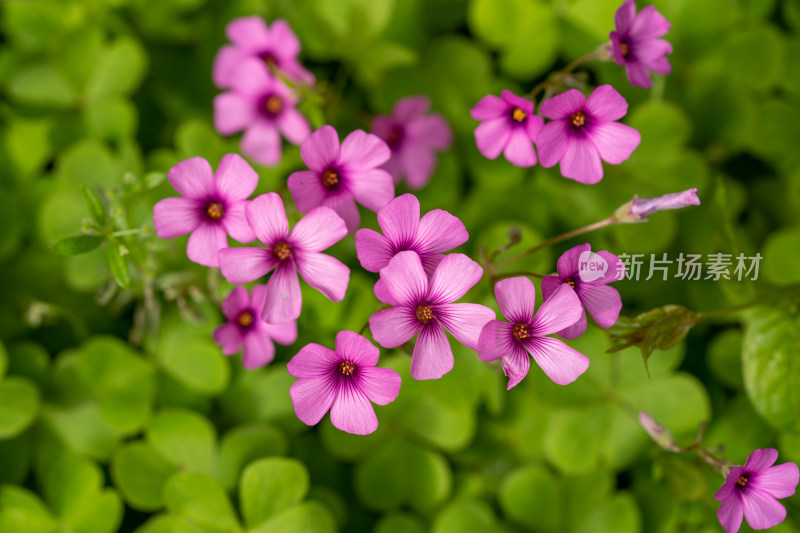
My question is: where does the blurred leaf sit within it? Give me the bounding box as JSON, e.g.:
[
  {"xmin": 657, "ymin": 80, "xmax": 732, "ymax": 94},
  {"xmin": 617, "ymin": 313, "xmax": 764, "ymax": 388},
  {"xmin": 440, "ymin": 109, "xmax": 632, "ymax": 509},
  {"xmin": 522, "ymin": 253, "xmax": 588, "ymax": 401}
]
[
  {"xmin": 432, "ymin": 499, "xmax": 498, "ymax": 533},
  {"xmin": 57, "ymin": 140, "xmax": 117, "ymax": 187},
  {"xmin": 640, "ymin": 307, "xmax": 696, "ymax": 373},
  {"xmin": 162, "ymin": 473, "xmax": 239, "ymax": 533},
  {"xmin": 8, "ymin": 65, "xmax": 76, "ymax": 107},
  {"xmin": 660, "ymin": 456, "xmax": 706, "ymax": 502},
  {"xmin": 0, "ymin": 432, "xmax": 32, "ymax": 485},
  {"xmin": 355, "ymin": 41, "xmax": 418, "ymax": 86},
  {"xmin": 620, "ymin": 373, "xmax": 711, "ymax": 437},
  {"xmin": 81, "ymin": 186, "xmax": 107, "ymax": 226},
  {"xmin": 706, "ymin": 328, "xmax": 744, "ymax": 389},
  {"xmin": 0, "ymin": 340, "xmax": 6, "ymax": 380},
  {"xmin": 57, "ymin": 26, "xmax": 104, "ymax": 89},
  {"xmin": 375, "ymin": 513, "xmax": 426, "ymax": 533},
  {"xmin": 43, "ymin": 403, "xmax": 119, "ymax": 460},
  {"xmin": 240, "ymin": 458, "xmax": 309, "ymax": 528},
  {"xmin": 158, "ymin": 337, "xmax": 230, "ymax": 396},
  {"xmin": 107, "ymin": 242, "xmax": 132, "ymax": 289},
  {"xmin": 85, "ymin": 97, "xmax": 138, "ymax": 141},
  {"xmin": 176, "ymin": 119, "xmax": 227, "ymax": 163},
  {"xmin": 0, "ymin": 377, "xmax": 40, "ymax": 439},
  {"xmin": 499, "ymin": 465, "xmax": 563, "ymax": 532},
  {"xmin": 4, "ymin": 117, "xmax": 53, "ymax": 177},
  {"xmin": 721, "ymin": 24, "xmax": 785, "ymax": 92},
  {"xmin": 249, "ymin": 502, "xmax": 335, "ymax": 533},
  {"xmin": 111, "ymin": 442, "xmax": 175, "ymax": 512},
  {"xmin": 147, "ymin": 409, "xmax": 217, "ymax": 476},
  {"xmin": 52, "ymin": 235, "xmax": 104, "ymax": 256},
  {"xmin": 85, "ymin": 36, "xmax": 148, "ymax": 102},
  {"xmin": 574, "ymin": 493, "xmax": 641, "ymax": 533},
  {"xmin": 761, "ymin": 227, "xmax": 800, "ymax": 285},
  {"xmin": 219, "ymin": 424, "xmax": 288, "ymax": 491},
  {"xmin": 0, "ymin": 486, "xmax": 58, "ymax": 533}
]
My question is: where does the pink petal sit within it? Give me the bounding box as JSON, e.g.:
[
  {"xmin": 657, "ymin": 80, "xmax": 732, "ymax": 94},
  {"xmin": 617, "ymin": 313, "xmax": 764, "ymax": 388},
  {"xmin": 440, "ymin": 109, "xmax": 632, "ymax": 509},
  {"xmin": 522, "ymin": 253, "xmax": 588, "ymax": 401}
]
[
  {"xmin": 371, "ymin": 116, "xmax": 394, "ymax": 141},
  {"xmin": 339, "ymin": 130, "xmax": 391, "ymax": 170},
  {"xmin": 742, "ymin": 490, "xmax": 787, "ymax": 531},
  {"xmin": 301, "ymin": 126, "xmax": 340, "ymax": 172},
  {"xmin": 503, "ymin": 344, "xmax": 531, "ymax": 390},
  {"xmin": 629, "ymin": 5, "xmax": 671, "ymax": 41},
  {"xmin": 279, "ymin": 59, "xmax": 316, "ymax": 86},
  {"xmin": 503, "ymin": 127, "xmax": 537, "ymax": 167},
  {"xmin": 614, "ymin": 0, "xmax": 636, "ymax": 35},
  {"xmin": 277, "ymin": 108, "xmax": 310, "ymax": 145},
  {"xmin": 215, "ymin": 153, "xmax": 259, "ymax": 201},
  {"xmin": 187, "ymin": 223, "xmax": 228, "ymax": 267},
  {"xmin": 330, "ymin": 385, "xmax": 378, "ymax": 435},
  {"xmin": 540, "ymin": 275, "xmax": 562, "ymax": 302},
  {"xmin": 226, "ymin": 16, "xmax": 271, "ymax": 52},
  {"xmin": 585, "ymin": 85, "xmax": 629, "ymax": 122},
  {"xmin": 335, "ymin": 330, "xmax": 379, "ymax": 367},
  {"xmin": 411, "ymin": 325, "xmax": 453, "ymax": 380},
  {"xmin": 288, "ymin": 170, "xmax": 327, "ymax": 213},
  {"xmin": 756, "ymin": 463, "xmax": 800, "ymax": 499},
  {"xmin": 526, "ymin": 113, "xmax": 544, "ymax": 141},
  {"xmin": 525, "ymin": 336, "xmax": 590, "ymax": 385},
  {"xmin": 556, "ymin": 243, "xmax": 590, "ymax": 278},
  {"xmin": 261, "ymin": 319, "xmax": 298, "ymax": 345},
  {"xmin": 411, "ymin": 114, "xmax": 452, "ymax": 150},
  {"xmin": 348, "ymin": 168, "xmax": 395, "ymax": 212},
  {"xmin": 400, "ymin": 145, "xmax": 436, "ymax": 190},
  {"xmin": 715, "ymin": 467, "xmax": 744, "ymax": 501},
  {"xmin": 218, "ymin": 247, "xmax": 277, "ymax": 284},
  {"xmin": 531, "ymin": 284, "xmax": 583, "ymax": 336},
  {"xmin": 379, "ymin": 250, "xmax": 428, "ymax": 307},
  {"xmin": 153, "ymin": 197, "xmax": 201, "ymax": 238},
  {"xmin": 437, "ymin": 303, "xmax": 495, "ymax": 350},
  {"xmin": 212, "ymin": 45, "xmax": 246, "ymax": 88},
  {"xmin": 213, "ymin": 323, "xmax": 243, "ymax": 355},
  {"xmin": 717, "ymin": 495, "xmax": 744, "ymax": 533},
  {"xmin": 168, "ymin": 157, "xmax": 214, "ymax": 200},
  {"xmin": 221, "ymin": 286, "xmax": 249, "ymax": 320},
  {"xmin": 322, "ymin": 193, "xmax": 360, "ymax": 233},
  {"xmin": 242, "ymin": 331, "xmax": 276, "ymax": 369},
  {"xmin": 415, "ymin": 209, "xmax": 469, "ymax": 254},
  {"xmin": 477, "ymin": 320, "xmax": 515, "ymax": 362},
  {"xmin": 288, "ymin": 343, "xmax": 339, "ymax": 378},
  {"xmin": 470, "ymin": 94, "xmax": 507, "ymax": 121},
  {"xmin": 578, "ymin": 284, "xmax": 622, "ymax": 328},
  {"xmin": 501, "ymin": 90, "xmax": 534, "ymax": 112},
  {"xmin": 560, "ymin": 137, "xmax": 604, "ymax": 184},
  {"xmin": 535, "ymin": 121, "xmax": 569, "ymax": 168},
  {"xmin": 269, "ymin": 19, "xmax": 301, "ymax": 58},
  {"xmin": 494, "ymin": 276, "xmax": 535, "ymax": 323},
  {"xmin": 394, "ymin": 95, "xmax": 429, "ymax": 122},
  {"xmin": 373, "ymin": 279, "xmax": 400, "ymax": 307},
  {"xmin": 355, "ymin": 229, "xmax": 393, "ymax": 273},
  {"xmin": 213, "ymin": 93, "xmax": 255, "ymax": 135},
  {"xmin": 540, "ymin": 89, "xmax": 585, "ymax": 120},
  {"xmin": 369, "ymin": 307, "xmax": 421, "ymax": 348},
  {"xmin": 220, "ymin": 201, "xmax": 255, "ymax": 243},
  {"xmin": 558, "ymin": 309, "xmax": 588, "ymax": 339},
  {"xmin": 745, "ymin": 449, "xmax": 779, "ymax": 472},
  {"xmin": 474, "ymin": 118, "xmax": 511, "ymax": 159},
  {"xmin": 626, "ymin": 62, "xmax": 654, "ymax": 89},
  {"xmin": 242, "ymin": 120, "xmax": 282, "ymax": 166},
  {"xmin": 295, "ymin": 251, "xmax": 349, "ymax": 302},
  {"xmin": 229, "ymin": 58, "xmax": 273, "ymax": 97},
  {"xmin": 290, "ymin": 376, "xmax": 336, "ymax": 426},
  {"xmin": 591, "ymin": 122, "xmax": 640, "ymax": 164},
  {"xmin": 427, "ymin": 253, "xmax": 483, "ymax": 305},
  {"xmin": 593, "ymin": 250, "xmax": 626, "ymax": 283},
  {"xmin": 378, "ymin": 193, "xmax": 419, "ymax": 246},
  {"xmin": 358, "ymin": 366, "xmax": 401, "ymax": 405},
  {"xmin": 264, "ymin": 262, "xmax": 302, "ymax": 323},
  {"xmin": 290, "ymin": 206, "xmax": 347, "ymax": 252},
  {"xmin": 246, "ymin": 193, "xmax": 288, "ymax": 246}
]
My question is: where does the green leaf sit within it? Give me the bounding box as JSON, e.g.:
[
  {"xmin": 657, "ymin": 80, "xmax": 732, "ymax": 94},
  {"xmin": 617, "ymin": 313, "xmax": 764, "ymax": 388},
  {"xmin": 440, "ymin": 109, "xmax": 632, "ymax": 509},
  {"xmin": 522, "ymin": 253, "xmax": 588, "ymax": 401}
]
[
  {"xmin": 0, "ymin": 486, "xmax": 58, "ymax": 533},
  {"xmin": 43, "ymin": 403, "xmax": 119, "ymax": 460},
  {"xmin": 57, "ymin": 140, "xmax": 118, "ymax": 187},
  {"xmin": 620, "ymin": 373, "xmax": 711, "ymax": 437},
  {"xmin": 219, "ymin": 424, "xmax": 288, "ymax": 491},
  {"xmin": 147, "ymin": 409, "xmax": 217, "ymax": 476},
  {"xmin": 85, "ymin": 97, "xmax": 138, "ymax": 141},
  {"xmin": 574, "ymin": 493, "xmax": 641, "ymax": 533},
  {"xmin": 158, "ymin": 337, "xmax": 229, "ymax": 396},
  {"xmin": 4, "ymin": 117, "xmax": 53, "ymax": 177},
  {"xmin": 85, "ymin": 37, "xmax": 148, "ymax": 102},
  {"xmin": 81, "ymin": 186, "xmax": 107, "ymax": 226},
  {"xmin": 640, "ymin": 307, "xmax": 696, "ymax": 373},
  {"xmin": 107, "ymin": 242, "xmax": 132, "ymax": 289},
  {"xmin": 742, "ymin": 307, "xmax": 800, "ymax": 433},
  {"xmin": 0, "ymin": 432, "xmax": 32, "ymax": 484},
  {"xmin": 52, "ymin": 235, "xmax": 104, "ymax": 256},
  {"xmin": 240, "ymin": 458, "xmax": 309, "ymax": 529},
  {"xmin": 8, "ymin": 65, "xmax": 76, "ymax": 107},
  {"xmin": 707, "ymin": 329, "xmax": 744, "ymax": 389},
  {"xmin": 162, "ymin": 472, "xmax": 239, "ymax": 533},
  {"xmin": 375, "ymin": 513, "xmax": 426, "ymax": 533},
  {"xmin": 0, "ymin": 339, "xmax": 6, "ymax": 380},
  {"xmin": 111, "ymin": 442, "xmax": 175, "ymax": 512},
  {"xmin": 762, "ymin": 227, "xmax": 800, "ymax": 285},
  {"xmin": 250, "ymin": 502, "xmax": 335, "ymax": 533},
  {"xmin": 0, "ymin": 377, "xmax": 40, "ymax": 439},
  {"xmin": 432, "ymin": 500, "xmax": 498, "ymax": 533},
  {"xmin": 499, "ymin": 466, "xmax": 563, "ymax": 532}
]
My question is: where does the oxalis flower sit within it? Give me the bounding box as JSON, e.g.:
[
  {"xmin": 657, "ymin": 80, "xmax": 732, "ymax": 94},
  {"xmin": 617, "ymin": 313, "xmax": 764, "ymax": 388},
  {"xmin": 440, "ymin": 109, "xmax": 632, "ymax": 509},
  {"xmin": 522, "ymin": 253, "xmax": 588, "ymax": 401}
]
[
  {"xmin": 715, "ymin": 448, "xmax": 799, "ymax": 533},
  {"xmin": 217, "ymin": 192, "xmax": 349, "ymax": 324},
  {"xmin": 477, "ymin": 277, "xmax": 589, "ymax": 388},
  {"xmin": 354, "ymin": 193, "xmax": 468, "ymax": 276},
  {"xmin": 371, "ymin": 95, "xmax": 452, "ymax": 190},
  {"xmin": 470, "ymin": 90, "xmax": 544, "ymax": 167},
  {"xmin": 153, "ymin": 154, "xmax": 257, "ymax": 267},
  {"xmin": 287, "ymin": 331, "xmax": 401, "ymax": 435},
  {"xmin": 369, "ymin": 251, "xmax": 495, "ymax": 380},
  {"xmin": 614, "ymin": 187, "xmax": 700, "ymax": 222},
  {"xmin": 213, "ymin": 17, "xmax": 314, "ymax": 89},
  {"xmin": 610, "ymin": 0, "xmax": 672, "ymax": 89},
  {"xmin": 214, "ymin": 57, "xmax": 310, "ymax": 166},
  {"xmin": 288, "ymin": 125, "xmax": 395, "ymax": 233},
  {"xmin": 213, "ymin": 285, "xmax": 297, "ymax": 369},
  {"xmin": 541, "ymin": 243, "xmax": 625, "ymax": 339},
  {"xmin": 537, "ymin": 85, "xmax": 641, "ymax": 184}
]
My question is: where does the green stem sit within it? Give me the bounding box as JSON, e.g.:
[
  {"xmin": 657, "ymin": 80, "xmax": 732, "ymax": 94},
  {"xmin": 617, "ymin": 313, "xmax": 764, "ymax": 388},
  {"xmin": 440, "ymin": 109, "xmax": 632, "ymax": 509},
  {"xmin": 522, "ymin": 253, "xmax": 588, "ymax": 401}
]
[{"xmin": 526, "ymin": 44, "xmax": 609, "ymax": 102}]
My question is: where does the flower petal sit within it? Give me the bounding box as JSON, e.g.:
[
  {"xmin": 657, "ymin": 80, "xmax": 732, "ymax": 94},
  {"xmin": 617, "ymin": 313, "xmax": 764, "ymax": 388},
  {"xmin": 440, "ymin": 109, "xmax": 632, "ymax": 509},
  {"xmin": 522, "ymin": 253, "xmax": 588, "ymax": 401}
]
[
  {"xmin": 557, "ymin": 243, "xmax": 590, "ymax": 278},
  {"xmin": 379, "ymin": 251, "xmax": 428, "ymax": 307},
  {"xmin": 335, "ymin": 330, "xmax": 380, "ymax": 367},
  {"xmin": 226, "ymin": 16, "xmax": 271, "ymax": 52},
  {"xmin": 187, "ymin": 223, "xmax": 228, "ymax": 267},
  {"xmin": 536, "ymin": 121, "xmax": 570, "ymax": 168},
  {"xmin": 261, "ymin": 319, "xmax": 298, "ymax": 345},
  {"xmin": 715, "ymin": 467, "xmax": 745, "ymax": 501},
  {"xmin": 717, "ymin": 494, "xmax": 744, "ymax": 533},
  {"xmin": 358, "ymin": 366, "xmax": 401, "ymax": 406},
  {"xmin": 557, "ymin": 309, "xmax": 588, "ymax": 340},
  {"xmin": 411, "ymin": 325, "xmax": 453, "ymax": 380},
  {"xmin": 288, "ymin": 170, "xmax": 327, "ymax": 213},
  {"xmin": 531, "ymin": 284, "xmax": 583, "ymax": 336},
  {"xmin": 355, "ymin": 229, "xmax": 394, "ymax": 273},
  {"xmin": 495, "ymin": 276, "xmax": 536, "ymax": 323},
  {"xmin": 427, "ymin": 253, "xmax": 483, "ymax": 305},
  {"xmin": 212, "ymin": 45, "xmax": 246, "ymax": 88},
  {"xmin": 501, "ymin": 90, "xmax": 534, "ymax": 112},
  {"xmin": 213, "ymin": 93, "xmax": 255, "ymax": 135},
  {"xmin": 591, "ymin": 122, "xmax": 640, "ymax": 165},
  {"xmin": 290, "ymin": 206, "xmax": 347, "ymax": 252},
  {"xmin": 301, "ymin": 125, "xmax": 340, "ymax": 172},
  {"xmin": 585, "ymin": 84, "xmax": 629, "ymax": 122},
  {"xmin": 277, "ymin": 108, "xmax": 311, "ymax": 145},
  {"xmin": 153, "ymin": 197, "xmax": 202, "ymax": 238},
  {"xmin": 614, "ymin": 0, "xmax": 636, "ymax": 34},
  {"xmin": 626, "ymin": 61, "xmax": 654, "ymax": 89},
  {"xmin": 755, "ymin": 463, "xmax": 800, "ymax": 499},
  {"xmin": 230, "ymin": 58, "xmax": 273, "ymax": 97},
  {"xmin": 540, "ymin": 89, "xmax": 585, "ymax": 120},
  {"xmin": 415, "ymin": 209, "xmax": 469, "ymax": 256},
  {"xmin": 295, "ymin": 251, "xmax": 350, "ymax": 302},
  {"xmin": 241, "ymin": 120, "xmax": 282, "ymax": 166},
  {"xmin": 373, "ymin": 279, "xmax": 400, "ymax": 307},
  {"xmin": 339, "ymin": 130, "xmax": 391, "ymax": 170},
  {"xmin": 290, "ymin": 376, "xmax": 336, "ymax": 426},
  {"xmin": 503, "ymin": 127, "xmax": 537, "ymax": 167},
  {"xmin": 394, "ymin": 95, "xmax": 429, "ymax": 121},
  {"xmin": 593, "ymin": 250, "xmax": 626, "ymax": 283},
  {"xmin": 526, "ymin": 336, "xmax": 590, "ymax": 385},
  {"xmin": 470, "ymin": 94, "xmax": 507, "ymax": 120},
  {"xmin": 264, "ymin": 262, "xmax": 302, "ymax": 323},
  {"xmin": 246, "ymin": 193, "xmax": 288, "ymax": 246},
  {"xmin": 348, "ymin": 168, "xmax": 395, "ymax": 212},
  {"xmin": 400, "ymin": 144, "xmax": 437, "ymax": 190},
  {"xmin": 742, "ymin": 490, "xmax": 787, "ymax": 531},
  {"xmin": 378, "ymin": 193, "xmax": 420, "ymax": 246},
  {"xmin": 408, "ymin": 114, "xmax": 452, "ymax": 150},
  {"xmin": 218, "ymin": 247, "xmax": 277, "ymax": 284},
  {"xmin": 213, "ymin": 323, "xmax": 243, "ymax": 355},
  {"xmin": 288, "ymin": 343, "xmax": 339, "ymax": 378},
  {"xmin": 629, "ymin": 4, "xmax": 671, "ymax": 41},
  {"xmin": 540, "ymin": 275, "xmax": 562, "ymax": 303},
  {"xmin": 215, "ymin": 153, "xmax": 259, "ymax": 201},
  {"xmin": 503, "ymin": 344, "xmax": 531, "ymax": 390},
  {"xmin": 477, "ymin": 320, "xmax": 515, "ymax": 362},
  {"xmin": 168, "ymin": 157, "xmax": 214, "ymax": 200},
  {"xmin": 330, "ymin": 385, "xmax": 378, "ymax": 435},
  {"xmin": 560, "ymin": 137, "xmax": 604, "ymax": 184},
  {"xmin": 474, "ymin": 118, "xmax": 511, "ymax": 159},
  {"xmin": 745, "ymin": 448, "xmax": 779, "ymax": 472},
  {"xmin": 369, "ymin": 307, "xmax": 421, "ymax": 348},
  {"xmin": 242, "ymin": 331, "xmax": 276, "ymax": 369},
  {"xmin": 322, "ymin": 193, "xmax": 360, "ymax": 233},
  {"xmin": 438, "ymin": 303, "xmax": 495, "ymax": 350},
  {"xmin": 221, "ymin": 286, "xmax": 249, "ymax": 320},
  {"xmin": 578, "ymin": 284, "xmax": 622, "ymax": 328},
  {"xmin": 268, "ymin": 19, "xmax": 301, "ymax": 58},
  {"xmin": 220, "ymin": 201, "xmax": 255, "ymax": 243}
]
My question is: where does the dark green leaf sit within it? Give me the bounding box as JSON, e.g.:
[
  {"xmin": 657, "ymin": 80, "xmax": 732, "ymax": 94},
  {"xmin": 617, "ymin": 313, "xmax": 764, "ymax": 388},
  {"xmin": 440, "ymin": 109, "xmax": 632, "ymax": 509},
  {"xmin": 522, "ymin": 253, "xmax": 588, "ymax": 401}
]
[
  {"xmin": 81, "ymin": 185, "xmax": 107, "ymax": 226},
  {"xmin": 52, "ymin": 235, "xmax": 104, "ymax": 256},
  {"xmin": 107, "ymin": 242, "xmax": 131, "ymax": 289}
]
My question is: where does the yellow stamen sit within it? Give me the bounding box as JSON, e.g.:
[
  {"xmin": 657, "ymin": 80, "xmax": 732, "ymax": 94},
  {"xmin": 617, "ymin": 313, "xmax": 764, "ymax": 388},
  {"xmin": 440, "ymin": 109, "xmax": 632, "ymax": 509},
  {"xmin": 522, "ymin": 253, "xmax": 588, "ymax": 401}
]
[
  {"xmin": 620, "ymin": 42, "xmax": 629, "ymax": 57},
  {"xmin": 512, "ymin": 323, "xmax": 529, "ymax": 340},
  {"xmin": 339, "ymin": 360, "xmax": 356, "ymax": 376},
  {"xmin": 736, "ymin": 474, "xmax": 749, "ymax": 487},
  {"xmin": 512, "ymin": 107, "xmax": 527, "ymax": 123},
  {"xmin": 274, "ymin": 241, "xmax": 291, "ymax": 260},
  {"xmin": 264, "ymin": 95, "xmax": 283, "ymax": 115},
  {"xmin": 566, "ymin": 278, "xmax": 576, "ymax": 289},
  {"xmin": 207, "ymin": 203, "xmax": 224, "ymax": 220},
  {"xmin": 237, "ymin": 311, "xmax": 254, "ymax": 328},
  {"xmin": 571, "ymin": 111, "xmax": 586, "ymax": 128},
  {"xmin": 322, "ymin": 169, "xmax": 339, "ymax": 189},
  {"xmin": 416, "ymin": 305, "xmax": 434, "ymax": 322}
]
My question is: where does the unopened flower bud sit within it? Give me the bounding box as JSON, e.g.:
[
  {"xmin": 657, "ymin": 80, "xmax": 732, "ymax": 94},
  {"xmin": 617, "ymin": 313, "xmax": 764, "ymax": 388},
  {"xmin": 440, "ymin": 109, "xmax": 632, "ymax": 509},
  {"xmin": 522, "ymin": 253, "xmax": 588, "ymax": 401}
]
[{"xmin": 639, "ymin": 411, "xmax": 681, "ymax": 451}]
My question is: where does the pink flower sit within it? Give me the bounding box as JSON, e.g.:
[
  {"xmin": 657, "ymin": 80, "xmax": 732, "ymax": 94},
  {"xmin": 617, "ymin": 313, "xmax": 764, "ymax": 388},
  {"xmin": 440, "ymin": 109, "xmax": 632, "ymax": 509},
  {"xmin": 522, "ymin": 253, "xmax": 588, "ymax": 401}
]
[
  {"xmin": 287, "ymin": 331, "xmax": 401, "ymax": 435},
  {"xmin": 610, "ymin": 0, "xmax": 672, "ymax": 89},
  {"xmin": 354, "ymin": 193, "xmax": 468, "ymax": 276},
  {"xmin": 715, "ymin": 448, "xmax": 799, "ymax": 533},
  {"xmin": 369, "ymin": 251, "xmax": 495, "ymax": 380},
  {"xmin": 213, "ymin": 285, "xmax": 298, "ymax": 369},
  {"xmin": 213, "ymin": 58, "xmax": 310, "ymax": 166},
  {"xmin": 478, "ymin": 277, "xmax": 589, "ymax": 388},
  {"xmin": 217, "ymin": 193, "xmax": 349, "ymax": 324},
  {"xmin": 288, "ymin": 126, "xmax": 395, "ymax": 233},
  {"xmin": 213, "ymin": 17, "xmax": 314, "ymax": 88},
  {"xmin": 470, "ymin": 90, "xmax": 544, "ymax": 167},
  {"xmin": 626, "ymin": 188, "xmax": 700, "ymax": 219},
  {"xmin": 537, "ymin": 85, "xmax": 641, "ymax": 184},
  {"xmin": 541, "ymin": 243, "xmax": 625, "ymax": 339},
  {"xmin": 153, "ymin": 154, "xmax": 257, "ymax": 267},
  {"xmin": 371, "ymin": 96, "xmax": 452, "ymax": 190}
]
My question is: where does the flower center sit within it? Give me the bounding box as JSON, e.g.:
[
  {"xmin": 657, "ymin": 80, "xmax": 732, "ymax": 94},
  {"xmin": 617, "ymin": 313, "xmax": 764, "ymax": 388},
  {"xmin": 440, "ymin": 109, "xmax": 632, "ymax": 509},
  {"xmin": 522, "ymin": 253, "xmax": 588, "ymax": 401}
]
[
  {"xmin": 273, "ymin": 241, "xmax": 291, "ymax": 260},
  {"xmin": 206, "ymin": 202, "xmax": 224, "ymax": 220},
  {"xmin": 570, "ymin": 111, "xmax": 586, "ymax": 128},
  {"xmin": 620, "ymin": 42, "xmax": 630, "ymax": 57},
  {"xmin": 338, "ymin": 360, "xmax": 357, "ymax": 376},
  {"xmin": 512, "ymin": 323, "xmax": 529, "ymax": 340},
  {"xmin": 387, "ymin": 126, "xmax": 404, "ymax": 149},
  {"xmin": 736, "ymin": 473, "xmax": 749, "ymax": 487},
  {"xmin": 237, "ymin": 311, "xmax": 254, "ymax": 328},
  {"xmin": 262, "ymin": 53, "xmax": 277, "ymax": 68},
  {"xmin": 416, "ymin": 305, "xmax": 434, "ymax": 322},
  {"xmin": 264, "ymin": 95, "xmax": 283, "ymax": 115},
  {"xmin": 566, "ymin": 277, "xmax": 576, "ymax": 289},
  {"xmin": 511, "ymin": 107, "xmax": 527, "ymax": 123},
  {"xmin": 322, "ymin": 169, "xmax": 339, "ymax": 189}
]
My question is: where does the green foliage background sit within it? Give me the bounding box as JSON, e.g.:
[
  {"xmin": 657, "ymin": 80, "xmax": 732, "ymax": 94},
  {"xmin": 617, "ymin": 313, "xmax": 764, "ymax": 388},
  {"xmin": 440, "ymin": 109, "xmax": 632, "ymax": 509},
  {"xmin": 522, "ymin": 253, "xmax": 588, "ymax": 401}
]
[{"xmin": 1, "ymin": 0, "xmax": 800, "ymax": 531}]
